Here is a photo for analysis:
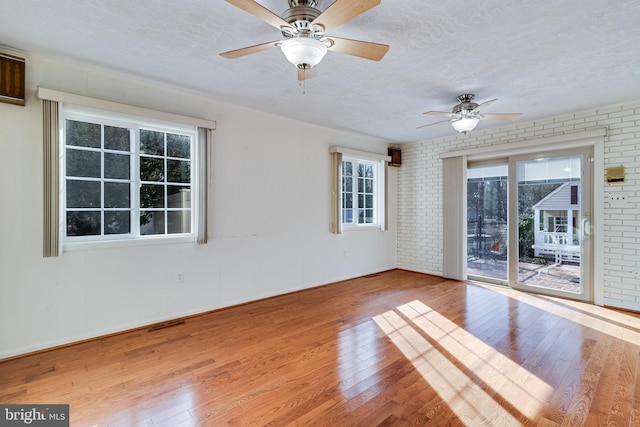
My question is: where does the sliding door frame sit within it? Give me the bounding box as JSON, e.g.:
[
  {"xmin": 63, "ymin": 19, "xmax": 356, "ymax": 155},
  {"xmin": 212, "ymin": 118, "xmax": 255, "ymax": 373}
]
[{"xmin": 442, "ymin": 129, "xmax": 605, "ymax": 305}]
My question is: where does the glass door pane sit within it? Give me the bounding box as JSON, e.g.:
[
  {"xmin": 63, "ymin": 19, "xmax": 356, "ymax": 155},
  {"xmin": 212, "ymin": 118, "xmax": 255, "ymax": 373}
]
[
  {"xmin": 467, "ymin": 163, "xmax": 508, "ymax": 284},
  {"xmin": 510, "ymin": 148, "xmax": 592, "ymax": 301}
]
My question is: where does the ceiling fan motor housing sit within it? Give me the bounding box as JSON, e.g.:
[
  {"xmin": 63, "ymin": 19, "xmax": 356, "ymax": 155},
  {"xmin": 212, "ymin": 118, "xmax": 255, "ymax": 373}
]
[
  {"xmin": 453, "ymin": 94, "xmax": 479, "ymax": 115},
  {"xmin": 282, "ymin": 0, "xmax": 324, "ymax": 38},
  {"xmin": 288, "ymin": 0, "xmax": 317, "ymax": 5}
]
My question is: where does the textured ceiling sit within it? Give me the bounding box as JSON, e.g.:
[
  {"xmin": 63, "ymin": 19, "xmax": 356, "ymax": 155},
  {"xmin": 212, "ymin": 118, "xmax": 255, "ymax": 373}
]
[{"xmin": 2, "ymin": 0, "xmax": 640, "ymax": 143}]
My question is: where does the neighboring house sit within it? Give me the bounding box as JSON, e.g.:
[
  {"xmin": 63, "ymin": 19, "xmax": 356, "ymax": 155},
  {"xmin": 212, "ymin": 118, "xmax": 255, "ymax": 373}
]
[{"xmin": 533, "ymin": 182, "xmax": 581, "ymax": 262}]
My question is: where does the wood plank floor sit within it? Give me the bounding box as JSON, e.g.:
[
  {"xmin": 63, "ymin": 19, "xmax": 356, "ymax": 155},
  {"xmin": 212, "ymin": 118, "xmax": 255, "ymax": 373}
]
[{"xmin": 2, "ymin": 269, "xmax": 640, "ymax": 426}]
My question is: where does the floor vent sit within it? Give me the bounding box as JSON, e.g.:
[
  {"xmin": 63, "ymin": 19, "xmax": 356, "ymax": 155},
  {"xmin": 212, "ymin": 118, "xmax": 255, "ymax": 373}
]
[
  {"xmin": 146, "ymin": 319, "xmax": 185, "ymax": 332},
  {"xmin": 363, "ymin": 273, "xmax": 380, "ymax": 278}
]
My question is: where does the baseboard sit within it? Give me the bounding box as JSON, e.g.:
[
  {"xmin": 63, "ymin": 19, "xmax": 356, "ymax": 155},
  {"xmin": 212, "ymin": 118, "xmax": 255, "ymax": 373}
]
[{"xmin": 0, "ymin": 268, "xmax": 404, "ymax": 362}]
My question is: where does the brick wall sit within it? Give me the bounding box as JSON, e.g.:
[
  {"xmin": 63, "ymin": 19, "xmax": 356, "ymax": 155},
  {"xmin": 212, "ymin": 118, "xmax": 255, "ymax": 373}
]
[{"xmin": 397, "ymin": 100, "xmax": 640, "ymax": 310}]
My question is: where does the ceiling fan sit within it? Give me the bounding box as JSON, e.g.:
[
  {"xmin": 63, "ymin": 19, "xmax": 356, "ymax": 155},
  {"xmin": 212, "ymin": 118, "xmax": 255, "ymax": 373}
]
[
  {"xmin": 420, "ymin": 94, "xmax": 522, "ymax": 134},
  {"xmin": 220, "ymin": 0, "xmax": 390, "ymax": 81}
]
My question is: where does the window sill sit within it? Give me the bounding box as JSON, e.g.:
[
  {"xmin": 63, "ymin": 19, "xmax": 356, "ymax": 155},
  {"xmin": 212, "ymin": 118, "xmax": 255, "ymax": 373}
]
[
  {"xmin": 342, "ymin": 224, "xmax": 383, "ymax": 232},
  {"xmin": 63, "ymin": 234, "xmax": 195, "ymax": 252}
]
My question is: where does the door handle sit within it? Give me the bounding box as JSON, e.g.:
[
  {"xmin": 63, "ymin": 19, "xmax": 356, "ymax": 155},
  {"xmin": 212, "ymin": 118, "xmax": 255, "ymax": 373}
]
[{"xmin": 582, "ymin": 212, "xmax": 591, "ymax": 239}]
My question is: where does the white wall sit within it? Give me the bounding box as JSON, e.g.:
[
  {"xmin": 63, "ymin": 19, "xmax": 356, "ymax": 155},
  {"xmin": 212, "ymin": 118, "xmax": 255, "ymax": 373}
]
[
  {"xmin": 0, "ymin": 54, "xmax": 397, "ymax": 359},
  {"xmin": 397, "ymin": 101, "xmax": 640, "ymax": 311}
]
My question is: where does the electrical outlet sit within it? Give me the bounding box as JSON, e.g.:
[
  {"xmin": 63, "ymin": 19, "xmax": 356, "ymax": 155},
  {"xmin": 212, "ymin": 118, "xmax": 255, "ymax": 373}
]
[
  {"xmin": 633, "ymin": 270, "xmax": 640, "ymax": 280},
  {"xmin": 177, "ymin": 272, "xmax": 184, "ymax": 283}
]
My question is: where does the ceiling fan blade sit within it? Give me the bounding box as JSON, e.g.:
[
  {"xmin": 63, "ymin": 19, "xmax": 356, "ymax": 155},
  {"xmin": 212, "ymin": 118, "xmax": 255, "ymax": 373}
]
[
  {"xmin": 417, "ymin": 119, "xmax": 451, "ymax": 129},
  {"xmin": 481, "ymin": 113, "xmax": 522, "ymax": 121},
  {"xmin": 297, "ymin": 67, "xmax": 317, "ymax": 81},
  {"xmin": 472, "ymin": 98, "xmax": 498, "ymax": 111},
  {"xmin": 224, "ymin": 0, "xmax": 291, "ymax": 30},
  {"xmin": 312, "ymin": 0, "xmax": 381, "ymax": 32},
  {"xmin": 220, "ymin": 40, "xmax": 281, "ymax": 59},
  {"xmin": 326, "ymin": 37, "xmax": 389, "ymax": 61},
  {"xmin": 423, "ymin": 110, "xmax": 456, "ymax": 117}
]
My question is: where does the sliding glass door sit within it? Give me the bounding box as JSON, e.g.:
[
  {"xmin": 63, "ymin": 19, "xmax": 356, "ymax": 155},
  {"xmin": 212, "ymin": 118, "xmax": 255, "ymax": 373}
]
[
  {"xmin": 467, "ymin": 147, "xmax": 593, "ymax": 301},
  {"xmin": 509, "ymin": 148, "xmax": 592, "ymax": 301},
  {"xmin": 467, "ymin": 163, "xmax": 508, "ymax": 285}
]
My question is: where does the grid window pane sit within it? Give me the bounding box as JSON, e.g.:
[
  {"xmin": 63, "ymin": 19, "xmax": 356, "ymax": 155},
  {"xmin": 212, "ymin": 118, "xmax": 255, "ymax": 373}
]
[
  {"xmin": 342, "ymin": 209, "xmax": 353, "ymax": 224},
  {"xmin": 168, "ymin": 211, "xmax": 191, "ymax": 234},
  {"xmin": 141, "ymin": 157, "xmax": 165, "ymax": 182},
  {"xmin": 66, "ymin": 120, "xmax": 100, "ymax": 148},
  {"xmin": 141, "ymin": 184, "xmax": 165, "ymax": 208},
  {"xmin": 167, "ymin": 186, "xmax": 190, "ymax": 209},
  {"xmin": 344, "ymin": 192, "xmax": 353, "ymax": 208},
  {"xmin": 365, "ymin": 179, "xmax": 373, "ymax": 193},
  {"xmin": 167, "ymin": 133, "xmax": 191, "ymax": 159},
  {"xmin": 364, "ymin": 164, "xmax": 374, "ymax": 178},
  {"xmin": 343, "ymin": 162, "xmax": 352, "ymax": 176},
  {"xmin": 140, "ymin": 211, "xmax": 165, "ymax": 235},
  {"xmin": 365, "ymin": 209, "xmax": 374, "ymax": 223},
  {"xmin": 343, "ymin": 177, "xmax": 353, "ymax": 192},
  {"xmin": 67, "ymin": 211, "xmax": 101, "ymax": 236},
  {"xmin": 104, "ymin": 153, "xmax": 130, "ymax": 180},
  {"xmin": 167, "ymin": 159, "xmax": 190, "ymax": 183},
  {"xmin": 104, "ymin": 126, "xmax": 130, "ymax": 151},
  {"xmin": 104, "ymin": 182, "xmax": 130, "ymax": 208},
  {"xmin": 66, "ymin": 149, "xmax": 100, "ymax": 178},
  {"xmin": 140, "ymin": 129, "xmax": 165, "ymax": 156},
  {"xmin": 365, "ymin": 194, "xmax": 373, "ymax": 208},
  {"xmin": 105, "ymin": 211, "xmax": 130, "ymax": 235},
  {"xmin": 66, "ymin": 180, "xmax": 101, "ymax": 208}
]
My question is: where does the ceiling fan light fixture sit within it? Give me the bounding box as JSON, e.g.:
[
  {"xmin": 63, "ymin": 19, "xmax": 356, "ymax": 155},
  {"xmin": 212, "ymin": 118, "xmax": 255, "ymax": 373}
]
[
  {"xmin": 281, "ymin": 37, "xmax": 327, "ymax": 69},
  {"xmin": 451, "ymin": 117, "xmax": 480, "ymax": 133}
]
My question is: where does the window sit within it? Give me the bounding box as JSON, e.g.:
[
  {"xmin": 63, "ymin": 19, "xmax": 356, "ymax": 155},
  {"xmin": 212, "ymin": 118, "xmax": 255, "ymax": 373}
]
[
  {"xmin": 341, "ymin": 158, "xmax": 380, "ymax": 227},
  {"xmin": 64, "ymin": 111, "xmax": 196, "ymax": 243},
  {"xmin": 330, "ymin": 146, "xmax": 388, "ymax": 234}
]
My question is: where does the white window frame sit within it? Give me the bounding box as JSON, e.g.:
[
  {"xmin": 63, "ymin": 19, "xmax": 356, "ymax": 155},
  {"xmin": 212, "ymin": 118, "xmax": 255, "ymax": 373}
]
[
  {"xmin": 62, "ymin": 106, "xmax": 198, "ymax": 250},
  {"xmin": 341, "ymin": 156, "xmax": 382, "ymax": 229},
  {"xmin": 39, "ymin": 87, "xmax": 215, "ymax": 254},
  {"xmin": 329, "ymin": 146, "xmax": 390, "ymax": 234}
]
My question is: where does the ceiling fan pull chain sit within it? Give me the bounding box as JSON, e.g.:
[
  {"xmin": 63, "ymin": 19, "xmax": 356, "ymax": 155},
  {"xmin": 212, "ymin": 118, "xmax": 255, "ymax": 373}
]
[{"xmin": 299, "ymin": 69, "xmax": 306, "ymax": 94}]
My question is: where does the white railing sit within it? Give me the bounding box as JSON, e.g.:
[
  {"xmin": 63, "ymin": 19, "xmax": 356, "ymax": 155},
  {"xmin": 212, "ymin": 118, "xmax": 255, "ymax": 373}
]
[
  {"xmin": 539, "ymin": 231, "xmax": 570, "ymax": 246},
  {"xmin": 533, "ymin": 231, "xmax": 580, "ymax": 263}
]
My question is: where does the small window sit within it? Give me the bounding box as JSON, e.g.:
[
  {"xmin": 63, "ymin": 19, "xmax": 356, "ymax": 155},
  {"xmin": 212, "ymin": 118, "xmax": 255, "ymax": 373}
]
[
  {"xmin": 341, "ymin": 158, "xmax": 380, "ymax": 227},
  {"xmin": 63, "ymin": 112, "xmax": 196, "ymax": 243}
]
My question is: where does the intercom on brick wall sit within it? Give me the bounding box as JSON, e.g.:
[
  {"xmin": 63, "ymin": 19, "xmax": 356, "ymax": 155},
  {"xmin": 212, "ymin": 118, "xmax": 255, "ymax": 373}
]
[{"xmin": 605, "ymin": 166, "xmax": 625, "ymax": 184}]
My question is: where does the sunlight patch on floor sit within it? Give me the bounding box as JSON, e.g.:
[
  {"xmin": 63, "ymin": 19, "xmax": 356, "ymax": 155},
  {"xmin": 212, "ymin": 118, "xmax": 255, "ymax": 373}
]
[
  {"xmin": 374, "ymin": 311, "xmax": 522, "ymax": 425},
  {"xmin": 402, "ymin": 300, "xmax": 554, "ymax": 417},
  {"xmin": 373, "ymin": 300, "xmax": 555, "ymax": 425},
  {"xmin": 477, "ymin": 284, "xmax": 640, "ymax": 345}
]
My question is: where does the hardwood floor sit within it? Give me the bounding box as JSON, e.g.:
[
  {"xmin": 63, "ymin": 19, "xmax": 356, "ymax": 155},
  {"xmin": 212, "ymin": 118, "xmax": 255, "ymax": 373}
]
[{"xmin": 2, "ymin": 269, "xmax": 640, "ymax": 426}]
